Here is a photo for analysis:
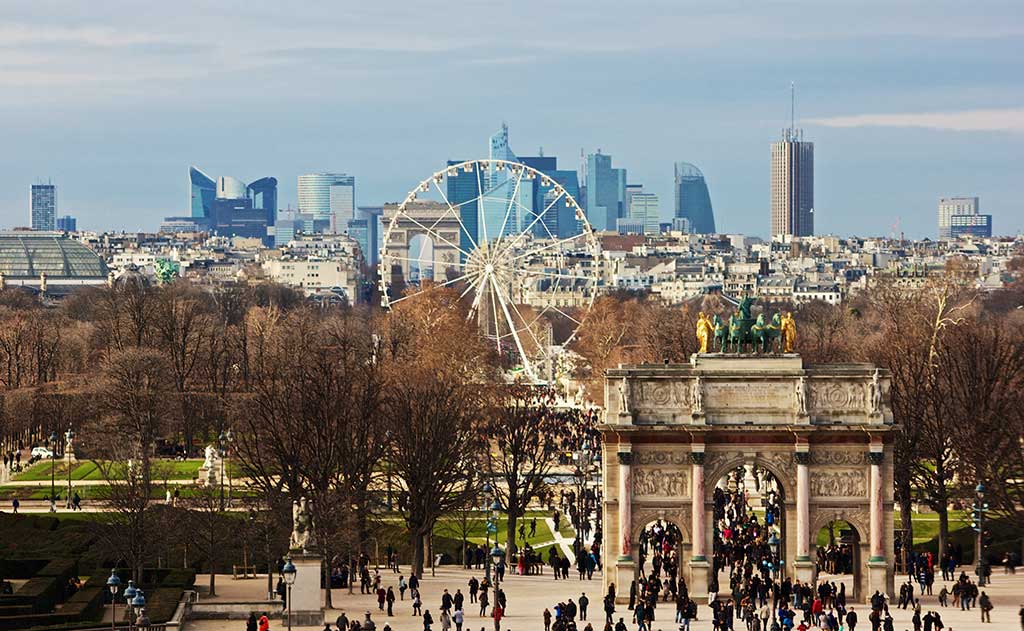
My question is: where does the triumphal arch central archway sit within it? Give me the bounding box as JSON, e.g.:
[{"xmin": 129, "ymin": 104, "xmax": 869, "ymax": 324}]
[{"xmin": 600, "ymin": 354, "xmax": 895, "ymax": 603}]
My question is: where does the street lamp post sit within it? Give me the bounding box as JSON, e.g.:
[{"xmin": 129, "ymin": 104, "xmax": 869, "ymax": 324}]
[
  {"xmin": 48, "ymin": 431, "xmax": 58, "ymax": 512},
  {"xmin": 481, "ymin": 482, "xmax": 493, "ymax": 584},
  {"xmin": 282, "ymin": 557, "xmax": 297, "ymax": 631},
  {"xmin": 218, "ymin": 430, "xmax": 232, "ymax": 511},
  {"xmin": 131, "ymin": 589, "xmax": 146, "ymax": 630},
  {"xmin": 490, "ymin": 544, "xmax": 504, "ymax": 603},
  {"xmin": 973, "ymin": 483, "xmax": 988, "ymax": 586},
  {"xmin": 123, "ymin": 581, "xmax": 137, "ymax": 630},
  {"xmin": 106, "ymin": 570, "xmax": 121, "ymax": 631},
  {"xmin": 64, "ymin": 428, "xmax": 75, "ymax": 509}
]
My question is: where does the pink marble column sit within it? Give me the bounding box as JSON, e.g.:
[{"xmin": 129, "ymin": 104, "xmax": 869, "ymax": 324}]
[
  {"xmin": 691, "ymin": 451, "xmax": 706, "ymax": 561},
  {"xmin": 617, "ymin": 450, "xmax": 633, "ymax": 560},
  {"xmin": 795, "ymin": 451, "xmax": 811, "ymax": 561},
  {"xmin": 869, "ymin": 450, "xmax": 885, "ymax": 562}
]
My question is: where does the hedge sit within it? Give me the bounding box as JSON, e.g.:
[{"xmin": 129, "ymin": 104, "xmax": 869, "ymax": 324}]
[
  {"xmin": 144, "ymin": 587, "xmax": 184, "ymax": 624},
  {"xmin": 13, "ymin": 576, "xmax": 61, "ymax": 613},
  {"xmin": 0, "ymin": 559, "xmax": 48, "ymax": 579},
  {"xmin": 64, "ymin": 586, "xmax": 105, "ymax": 621},
  {"xmin": 160, "ymin": 568, "xmax": 196, "ymax": 588}
]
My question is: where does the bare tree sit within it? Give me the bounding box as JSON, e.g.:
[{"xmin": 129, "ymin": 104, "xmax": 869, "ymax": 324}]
[
  {"xmin": 387, "ymin": 370, "xmax": 483, "ymax": 577},
  {"xmin": 481, "ymin": 385, "xmax": 566, "ymax": 565}
]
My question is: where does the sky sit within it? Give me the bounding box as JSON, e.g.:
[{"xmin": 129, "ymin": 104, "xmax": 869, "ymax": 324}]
[{"xmin": 0, "ymin": 0, "xmax": 1021, "ymax": 239}]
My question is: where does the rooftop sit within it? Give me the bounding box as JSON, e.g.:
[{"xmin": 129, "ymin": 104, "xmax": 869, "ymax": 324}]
[{"xmin": 0, "ymin": 232, "xmax": 109, "ymax": 279}]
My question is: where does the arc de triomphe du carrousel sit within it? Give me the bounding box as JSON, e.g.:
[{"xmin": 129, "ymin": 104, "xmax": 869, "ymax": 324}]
[{"xmin": 599, "ymin": 310, "xmax": 895, "ymax": 604}]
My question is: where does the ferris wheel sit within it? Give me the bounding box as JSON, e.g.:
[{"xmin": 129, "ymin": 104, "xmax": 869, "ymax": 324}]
[{"xmin": 379, "ymin": 159, "xmax": 600, "ymax": 381}]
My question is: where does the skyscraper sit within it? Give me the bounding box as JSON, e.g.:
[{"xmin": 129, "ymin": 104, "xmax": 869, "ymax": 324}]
[
  {"xmin": 585, "ymin": 152, "xmax": 627, "ymax": 232},
  {"xmin": 31, "ymin": 183, "xmax": 56, "ymax": 231},
  {"xmin": 447, "ymin": 159, "xmax": 480, "ymax": 256},
  {"xmin": 56, "ymin": 215, "xmax": 77, "ymax": 232},
  {"xmin": 352, "ymin": 206, "xmax": 384, "ymax": 266},
  {"xmin": 190, "ymin": 167, "xmax": 216, "ymax": 219},
  {"xmin": 482, "ymin": 123, "xmax": 524, "ymax": 240},
  {"xmin": 770, "ymin": 130, "xmax": 814, "ymax": 237},
  {"xmin": 771, "ymin": 86, "xmax": 814, "ymax": 237},
  {"xmin": 674, "ymin": 162, "xmax": 716, "ymax": 234},
  {"xmin": 298, "ymin": 173, "xmax": 355, "ymax": 233},
  {"xmin": 938, "ymin": 197, "xmax": 979, "ymax": 239},
  {"xmin": 628, "ymin": 190, "xmax": 660, "ymax": 235}
]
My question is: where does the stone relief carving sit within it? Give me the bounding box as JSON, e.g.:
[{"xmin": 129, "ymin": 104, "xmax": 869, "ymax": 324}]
[
  {"xmin": 702, "ymin": 450, "xmax": 746, "ymax": 477},
  {"xmin": 633, "ymin": 468, "xmax": 689, "ymax": 497},
  {"xmin": 809, "ymin": 451, "xmax": 868, "ymax": 466},
  {"xmin": 635, "ymin": 380, "xmax": 690, "ymax": 409},
  {"xmin": 633, "ymin": 450, "xmax": 689, "ymax": 465},
  {"xmin": 762, "ymin": 451, "xmax": 795, "ymax": 473},
  {"xmin": 810, "ymin": 470, "xmax": 867, "ymax": 497},
  {"xmin": 810, "ymin": 381, "xmax": 867, "ymax": 412}
]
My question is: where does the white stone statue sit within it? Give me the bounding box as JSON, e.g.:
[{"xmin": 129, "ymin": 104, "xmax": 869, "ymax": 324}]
[
  {"xmin": 290, "ymin": 497, "xmax": 313, "ymax": 551},
  {"xmin": 690, "ymin": 376, "xmax": 704, "ymax": 415},
  {"xmin": 619, "ymin": 379, "xmax": 631, "ymax": 415},
  {"xmin": 795, "ymin": 377, "xmax": 808, "ymax": 416},
  {"xmin": 869, "ymin": 369, "xmax": 882, "ymax": 415},
  {"xmin": 202, "ymin": 444, "xmax": 217, "ymax": 469}
]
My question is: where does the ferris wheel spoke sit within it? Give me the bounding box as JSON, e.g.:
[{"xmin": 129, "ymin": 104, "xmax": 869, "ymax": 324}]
[
  {"xmin": 496, "ymin": 167, "xmax": 525, "ymax": 240},
  {"xmin": 489, "ymin": 275, "xmax": 534, "ymax": 377},
  {"xmin": 497, "ymin": 190, "xmax": 565, "ymax": 259},
  {"xmin": 487, "ymin": 275, "xmax": 502, "ymax": 353},
  {"xmin": 432, "ymin": 179, "xmax": 480, "ymax": 252},
  {"xmin": 386, "ymin": 269, "xmax": 482, "ymax": 305},
  {"xmin": 399, "ymin": 213, "xmax": 474, "ymax": 260}
]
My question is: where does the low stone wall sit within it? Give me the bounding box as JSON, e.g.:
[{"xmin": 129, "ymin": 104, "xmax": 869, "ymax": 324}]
[{"xmin": 188, "ymin": 601, "xmax": 282, "ymax": 620}]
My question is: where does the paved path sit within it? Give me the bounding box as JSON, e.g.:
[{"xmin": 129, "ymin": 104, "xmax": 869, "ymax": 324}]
[
  {"xmin": 181, "ymin": 567, "xmax": 1024, "ymax": 631},
  {"xmin": 545, "ymin": 517, "xmax": 577, "ymax": 564}
]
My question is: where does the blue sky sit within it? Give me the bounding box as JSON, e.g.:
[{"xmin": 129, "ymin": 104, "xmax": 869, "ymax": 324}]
[{"xmin": 0, "ymin": 0, "xmax": 1021, "ymax": 238}]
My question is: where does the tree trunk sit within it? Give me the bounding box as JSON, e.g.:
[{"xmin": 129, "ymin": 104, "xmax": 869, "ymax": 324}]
[
  {"xmin": 209, "ymin": 564, "xmax": 216, "ymax": 597},
  {"xmin": 505, "ymin": 509, "xmax": 518, "ymax": 566},
  {"xmin": 897, "ymin": 481, "xmax": 913, "ymax": 572},
  {"xmin": 937, "ymin": 503, "xmax": 949, "ymax": 563},
  {"xmin": 410, "ymin": 529, "xmax": 425, "ymax": 578},
  {"xmin": 322, "ymin": 549, "xmax": 333, "ymax": 609}
]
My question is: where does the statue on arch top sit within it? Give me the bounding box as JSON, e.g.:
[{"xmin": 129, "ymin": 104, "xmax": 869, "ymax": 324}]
[{"xmin": 738, "ymin": 295, "xmax": 757, "ymax": 321}]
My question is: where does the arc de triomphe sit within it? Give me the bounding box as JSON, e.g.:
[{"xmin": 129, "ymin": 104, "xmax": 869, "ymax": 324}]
[{"xmin": 600, "ymin": 354, "xmax": 895, "ymax": 603}]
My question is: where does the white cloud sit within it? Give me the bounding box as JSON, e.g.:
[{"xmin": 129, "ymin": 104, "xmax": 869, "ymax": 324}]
[{"xmin": 809, "ymin": 108, "xmax": 1024, "ymax": 133}]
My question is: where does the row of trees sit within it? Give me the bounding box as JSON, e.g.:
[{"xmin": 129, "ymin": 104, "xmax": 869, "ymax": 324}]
[{"xmin": 0, "ymin": 279, "xmax": 588, "ymax": 597}]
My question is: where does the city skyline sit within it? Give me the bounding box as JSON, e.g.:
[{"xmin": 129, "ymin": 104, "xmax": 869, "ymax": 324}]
[{"xmin": 0, "ymin": 1, "xmax": 1021, "ymax": 238}]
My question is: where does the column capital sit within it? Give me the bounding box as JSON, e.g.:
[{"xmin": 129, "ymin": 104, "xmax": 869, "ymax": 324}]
[
  {"xmin": 690, "ymin": 451, "xmax": 706, "ymax": 465},
  {"xmin": 868, "ymin": 451, "xmax": 884, "ymax": 465},
  {"xmin": 617, "ymin": 451, "xmax": 634, "ymax": 466},
  {"xmin": 794, "ymin": 452, "xmax": 811, "ymax": 465}
]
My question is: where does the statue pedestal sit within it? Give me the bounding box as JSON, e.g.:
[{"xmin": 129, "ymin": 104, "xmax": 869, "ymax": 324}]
[
  {"xmin": 613, "ymin": 558, "xmax": 634, "ymax": 605},
  {"xmin": 867, "ymin": 559, "xmax": 890, "ymax": 600},
  {"xmin": 288, "ymin": 552, "xmax": 324, "ymax": 626},
  {"xmin": 792, "ymin": 558, "xmax": 815, "ymax": 585},
  {"xmin": 688, "ymin": 558, "xmax": 711, "ymax": 603}
]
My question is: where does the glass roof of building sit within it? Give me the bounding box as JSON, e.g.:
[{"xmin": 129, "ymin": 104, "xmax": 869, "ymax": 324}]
[{"xmin": 0, "ymin": 232, "xmax": 109, "ymax": 278}]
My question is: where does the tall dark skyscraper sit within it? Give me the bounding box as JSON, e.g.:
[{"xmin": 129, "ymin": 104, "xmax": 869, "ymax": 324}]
[
  {"xmin": 190, "ymin": 167, "xmax": 216, "ymax": 219},
  {"xmin": 585, "ymin": 152, "xmax": 627, "ymax": 232},
  {"xmin": 447, "ymin": 159, "xmax": 480, "ymax": 256},
  {"xmin": 31, "ymin": 183, "xmax": 56, "ymax": 231},
  {"xmin": 674, "ymin": 162, "xmax": 716, "ymax": 234}
]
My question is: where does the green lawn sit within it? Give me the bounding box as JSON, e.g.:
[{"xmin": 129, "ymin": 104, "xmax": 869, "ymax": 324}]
[
  {"xmin": 0, "ymin": 483, "xmax": 258, "ymax": 502},
  {"xmin": 14, "ymin": 458, "xmax": 208, "ymax": 482},
  {"xmin": 434, "ymin": 513, "xmax": 556, "ymax": 549}
]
